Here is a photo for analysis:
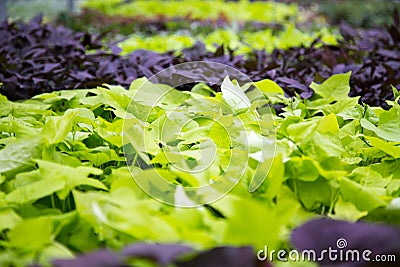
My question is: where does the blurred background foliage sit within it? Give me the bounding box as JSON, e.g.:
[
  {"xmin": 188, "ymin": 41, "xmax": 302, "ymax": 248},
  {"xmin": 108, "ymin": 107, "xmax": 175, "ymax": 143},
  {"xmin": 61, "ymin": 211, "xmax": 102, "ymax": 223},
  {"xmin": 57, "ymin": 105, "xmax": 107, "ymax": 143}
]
[
  {"xmin": 3, "ymin": 0, "xmax": 400, "ymax": 29},
  {"xmin": 4, "ymin": 0, "xmax": 80, "ymax": 20},
  {"xmin": 282, "ymin": 0, "xmax": 400, "ymax": 28}
]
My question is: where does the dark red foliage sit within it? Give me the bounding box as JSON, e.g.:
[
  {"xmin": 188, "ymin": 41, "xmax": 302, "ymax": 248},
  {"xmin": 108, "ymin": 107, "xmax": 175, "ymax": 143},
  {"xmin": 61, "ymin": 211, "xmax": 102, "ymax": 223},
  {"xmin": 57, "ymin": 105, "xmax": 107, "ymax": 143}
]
[{"xmin": 1, "ymin": 13, "xmax": 400, "ymax": 108}]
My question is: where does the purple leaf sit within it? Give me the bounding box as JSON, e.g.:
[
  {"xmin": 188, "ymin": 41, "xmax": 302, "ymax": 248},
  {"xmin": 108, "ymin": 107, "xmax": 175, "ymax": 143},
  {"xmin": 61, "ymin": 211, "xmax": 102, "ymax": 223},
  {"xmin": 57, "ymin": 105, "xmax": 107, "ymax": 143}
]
[
  {"xmin": 122, "ymin": 243, "xmax": 193, "ymax": 266},
  {"xmin": 177, "ymin": 246, "xmax": 270, "ymax": 267},
  {"xmin": 52, "ymin": 249, "xmax": 123, "ymax": 267},
  {"xmin": 291, "ymin": 218, "xmax": 400, "ymax": 267}
]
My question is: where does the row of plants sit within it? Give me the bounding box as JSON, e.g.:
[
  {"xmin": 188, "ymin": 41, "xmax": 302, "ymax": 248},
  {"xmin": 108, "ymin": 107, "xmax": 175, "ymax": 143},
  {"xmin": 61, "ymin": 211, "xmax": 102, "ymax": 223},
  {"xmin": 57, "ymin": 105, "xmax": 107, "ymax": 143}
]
[
  {"xmin": 76, "ymin": 0, "xmax": 336, "ymax": 53},
  {"xmin": 81, "ymin": 0, "xmax": 299, "ymax": 24},
  {"xmin": 1, "ymin": 15, "xmax": 399, "ymax": 108},
  {"xmin": 56, "ymin": 8, "xmax": 287, "ymax": 37},
  {"xmin": 0, "ymin": 73, "xmax": 399, "ymax": 266},
  {"xmin": 10, "ymin": 0, "xmax": 331, "ymax": 45},
  {"xmin": 17, "ymin": 0, "xmax": 397, "ymax": 30},
  {"xmin": 116, "ymin": 25, "xmax": 337, "ymax": 54}
]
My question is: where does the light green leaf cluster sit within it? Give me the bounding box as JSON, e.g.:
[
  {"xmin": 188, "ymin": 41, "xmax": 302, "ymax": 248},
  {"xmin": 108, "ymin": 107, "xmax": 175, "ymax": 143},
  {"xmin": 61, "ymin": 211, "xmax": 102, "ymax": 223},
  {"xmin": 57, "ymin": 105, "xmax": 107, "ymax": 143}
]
[
  {"xmin": 118, "ymin": 26, "xmax": 338, "ymax": 55},
  {"xmin": 272, "ymin": 73, "xmax": 400, "ymax": 220},
  {"xmin": 0, "ymin": 73, "xmax": 399, "ymax": 266}
]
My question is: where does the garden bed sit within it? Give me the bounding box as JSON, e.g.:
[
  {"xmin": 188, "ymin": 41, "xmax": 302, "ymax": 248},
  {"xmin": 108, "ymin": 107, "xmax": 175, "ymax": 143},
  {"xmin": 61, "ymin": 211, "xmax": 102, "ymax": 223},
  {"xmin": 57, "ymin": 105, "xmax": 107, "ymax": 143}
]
[{"xmin": 0, "ymin": 1, "xmax": 400, "ymax": 266}]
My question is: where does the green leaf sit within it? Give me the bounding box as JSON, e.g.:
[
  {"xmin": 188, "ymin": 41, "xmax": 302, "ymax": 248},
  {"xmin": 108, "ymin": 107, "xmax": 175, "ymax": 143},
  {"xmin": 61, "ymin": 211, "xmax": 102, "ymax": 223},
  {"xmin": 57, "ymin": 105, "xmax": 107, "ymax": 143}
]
[
  {"xmin": 253, "ymin": 79, "xmax": 284, "ymax": 96},
  {"xmin": 7, "ymin": 159, "xmax": 105, "ymax": 204},
  {"xmin": 250, "ymin": 154, "xmax": 284, "ymax": 195},
  {"xmin": 41, "ymin": 146, "xmax": 83, "ymax": 167},
  {"xmin": 385, "ymin": 85, "xmax": 400, "ymax": 107},
  {"xmin": 129, "ymin": 79, "xmax": 189, "ymax": 110},
  {"xmin": 340, "ymin": 177, "xmax": 387, "ymax": 211},
  {"xmin": 365, "ymin": 136, "xmax": 400, "ymax": 158},
  {"xmin": 96, "ymin": 117, "xmax": 124, "ymax": 147},
  {"xmin": 8, "ymin": 216, "xmax": 53, "ymax": 249},
  {"xmin": 322, "ymin": 97, "xmax": 360, "ymax": 115},
  {"xmin": 191, "ymin": 82, "xmax": 215, "ymax": 96},
  {"xmin": 212, "ymin": 195, "xmax": 297, "ymax": 250},
  {"xmin": 287, "ymin": 157, "xmax": 320, "ymax": 182},
  {"xmin": 6, "ymin": 176, "xmax": 65, "ymax": 204},
  {"xmin": 69, "ymin": 146, "xmax": 123, "ymax": 166},
  {"xmin": 349, "ymin": 167, "xmax": 391, "ymax": 190},
  {"xmin": 361, "ymin": 107, "xmax": 400, "ymax": 142},
  {"xmin": 221, "ymin": 76, "xmax": 251, "ymax": 114},
  {"xmin": 0, "ymin": 95, "xmax": 13, "ymax": 117},
  {"xmin": 128, "ymin": 77, "xmax": 148, "ymax": 91},
  {"xmin": 0, "ymin": 209, "xmax": 22, "ymax": 231},
  {"xmin": 286, "ymin": 120, "xmax": 318, "ymax": 143},
  {"xmin": 208, "ymin": 118, "xmax": 232, "ymax": 149},
  {"xmin": 387, "ymin": 179, "xmax": 400, "ymax": 196},
  {"xmin": 0, "ymin": 116, "xmax": 40, "ymax": 137},
  {"xmin": 124, "ymin": 121, "xmax": 160, "ymax": 164},
  {"xmin": 371, "ymin": 159, "xmax": 400, "ymax": 180},
  {"xmin": 38, "ymin": 242, "xmax": 74, "ymax": 264},
  {"xmin": 302, "ymin": 132, "xmax": 344, "ymax": 159},
  {"xmin": 362, "ymin": 198, "xmax": 400, "ymax": 226},
  {"xmin": 35, "ymin": 160, "xmax": 105, "ymax": 199},
  {"xmin": 329, "ymin": 197, "xmax": 368, "ymax": 222},
  {"xmin": 41, "ymin": 109, "xmax": 78, "ymax": 144},
  {"xmin": 310, "ymin": 72, "xmax": 351, "ymax": 101},
  {"xmin": 0, "ymin": 136, "xmax": 44, "ymax": 175},
  {"xmin": 98, "ymin": 85, "xmax": 131, "ymax": 111},
  {"xmin": 318, "ymin": 113, "xmax": 339, "ymax": 135},
  {"xmin": 295, "ymin": 178, "xmax": 333, "ymax": 211},
  {"xmin": 150, "ymin": 112, "xmax": 197, "ymax": 144}
]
